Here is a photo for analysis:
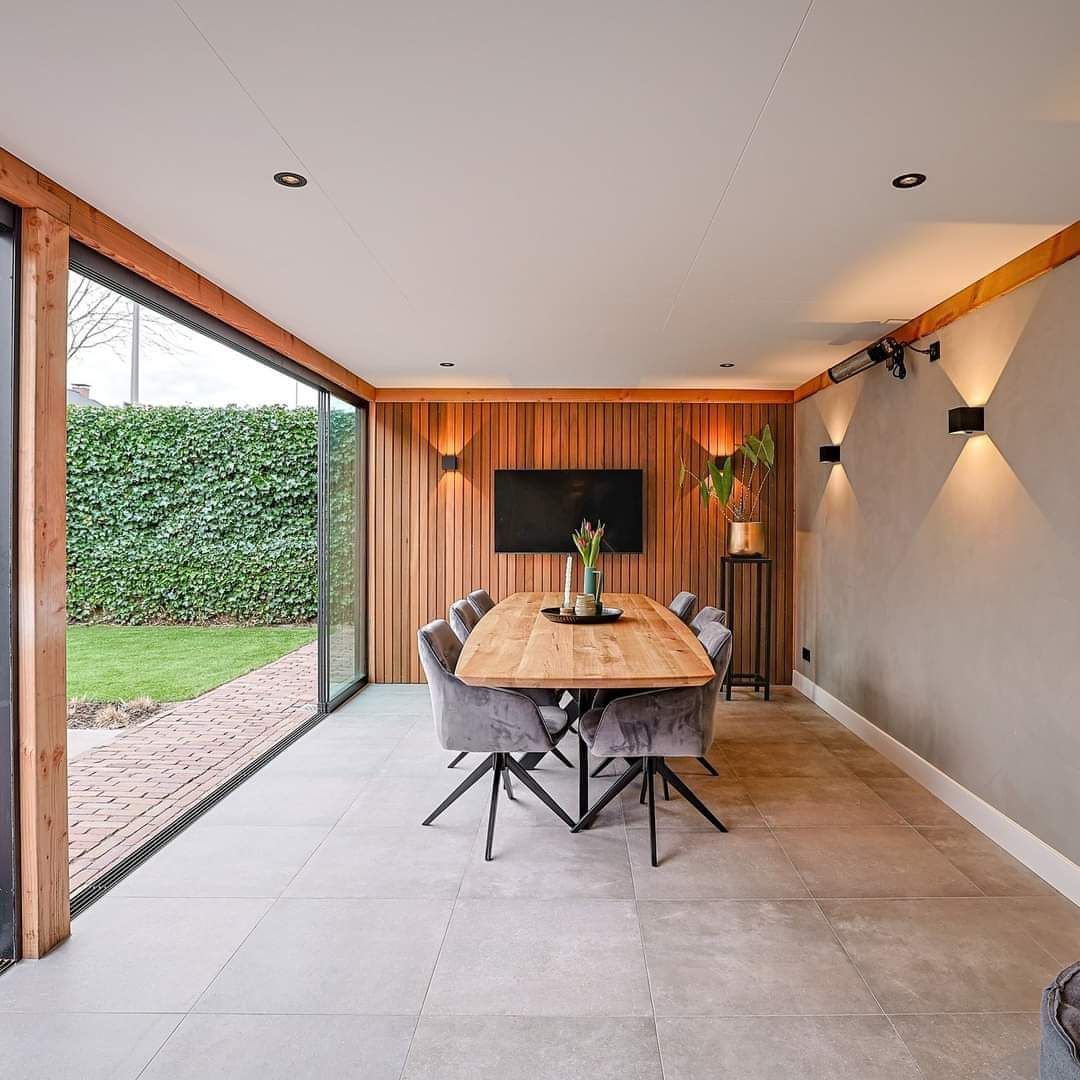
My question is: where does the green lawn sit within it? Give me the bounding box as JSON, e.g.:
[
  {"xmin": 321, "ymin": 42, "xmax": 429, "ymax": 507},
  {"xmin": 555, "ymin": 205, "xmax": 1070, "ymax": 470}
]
[{"xmin": 67, "ymin": 625, "xmax": 317, "ymax": 703}]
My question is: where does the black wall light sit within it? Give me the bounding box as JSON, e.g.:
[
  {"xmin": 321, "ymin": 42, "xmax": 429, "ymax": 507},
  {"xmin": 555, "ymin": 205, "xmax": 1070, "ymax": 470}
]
[
  {"xmin": 819, "ymin": 444, "xmax": 841, "ymax": 463},
  {"xmin": 441, "ymin": 454, "xmax": 459, "ymax": 471},
  {"xmin": 947, "ymin": 406, "xmax": 985, "ymax": 436}
]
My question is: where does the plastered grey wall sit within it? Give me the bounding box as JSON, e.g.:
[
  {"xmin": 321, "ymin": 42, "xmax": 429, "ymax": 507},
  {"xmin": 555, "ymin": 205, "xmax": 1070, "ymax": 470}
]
[{"xmin": 796, "ymin": 256, "xmax": 1080, "ymax": 863}]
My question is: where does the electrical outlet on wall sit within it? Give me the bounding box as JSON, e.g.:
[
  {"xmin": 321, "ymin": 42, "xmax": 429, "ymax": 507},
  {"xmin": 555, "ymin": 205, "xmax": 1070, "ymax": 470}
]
[{"xmin": 801, "ymin": 646, "xmax": 812, "ymax": 663}]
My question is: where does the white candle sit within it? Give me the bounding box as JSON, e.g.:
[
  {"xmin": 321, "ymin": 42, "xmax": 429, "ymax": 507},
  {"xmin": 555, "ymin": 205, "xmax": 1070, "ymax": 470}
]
[{"xmin": 563, "ymin": 555, "xmax": 573, "ymax": 608}]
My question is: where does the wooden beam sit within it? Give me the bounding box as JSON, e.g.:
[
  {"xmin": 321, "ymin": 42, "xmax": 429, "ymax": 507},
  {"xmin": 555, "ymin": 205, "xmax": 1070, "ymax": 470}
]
[
  {"xmin": 374, "ymin": 387, "xmax": 794, "ymax": 404},
  {"xmin": 17, "ymin": 208, "xmax": 70, "ymax": 959},
  {"xmin": 794, "ymin": 221, "xmax": 1080, "ymax": 403},
  {"xmin": 0, "ymin": 143, "xmax": 372, "ymax": 401}
]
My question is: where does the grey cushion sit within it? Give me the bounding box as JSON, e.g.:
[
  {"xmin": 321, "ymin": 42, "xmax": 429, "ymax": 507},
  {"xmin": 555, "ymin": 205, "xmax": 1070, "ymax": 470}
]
[
  {"xmin": 581, "ymin": 622, "xmax": 732, "ymax": 758},
  {"xmin": 449, "ymin": 599, "xmax": 481, "ymax": 644},
  {"xmin": 689, "ymin": 605, "xmax": 727, "ymax": 634},
  {"xmin": 468, "ymin": 589, "xmax": 496, "ymax": 617},
  {"xmin": 539, "ymin": 705, "xmax": 570, "ymax": 738},
  {"xmin": 668, "ymin": 591, "xmax": 697, "ymax": 624},
  {"xmin": 418, "ymin": 620, "xmax": 560, "ymax": 754},
  {"xmin": 1042, "ymin": 961, "xmax": 1080, "ymax": 1079}
]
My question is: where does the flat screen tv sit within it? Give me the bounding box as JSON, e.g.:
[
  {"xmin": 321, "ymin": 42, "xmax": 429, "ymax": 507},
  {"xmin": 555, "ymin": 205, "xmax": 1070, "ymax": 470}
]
[{"xmin": 494, "ymin": 469, "xmax": 644, "ymax": 554}]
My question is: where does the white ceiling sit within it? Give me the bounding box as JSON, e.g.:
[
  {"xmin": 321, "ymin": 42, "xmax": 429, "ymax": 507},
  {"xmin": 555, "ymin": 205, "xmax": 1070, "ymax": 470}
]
[{"xmin": 1, "ymin": 1, "xmax": 1077, "ymax": 388}]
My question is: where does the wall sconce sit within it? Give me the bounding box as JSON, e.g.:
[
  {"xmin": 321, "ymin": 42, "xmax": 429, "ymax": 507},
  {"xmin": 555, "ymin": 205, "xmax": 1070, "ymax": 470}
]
[
  {"xmin": 441, "ymin": 454, "xmax": 459, "ymax": 471},
  {"xmin": 947, "ymin": 406, "xmax": 985, "ymax": 436},
  {"xmin": 819, "ymin": 444, "xmax": 841, "ymax": 463}
]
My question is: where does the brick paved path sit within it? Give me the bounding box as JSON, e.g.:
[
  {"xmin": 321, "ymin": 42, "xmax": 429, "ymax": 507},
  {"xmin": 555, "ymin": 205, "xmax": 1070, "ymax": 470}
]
[{"xmin": 68, "ymin": 642, "xmax": 318, "ymax": 894}]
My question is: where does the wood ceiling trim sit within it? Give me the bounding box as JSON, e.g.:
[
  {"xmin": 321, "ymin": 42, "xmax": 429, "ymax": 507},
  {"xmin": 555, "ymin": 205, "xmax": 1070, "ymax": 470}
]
[
  {"xmin": 373, "ymin": 387, "xmax": 794, "ymax": 404},
  {"xmin": 0, "ymin": 143, "xmax": 374, "ymax": 401},
  {"xmin": 794, "ymin": 220, "xmax": 1080, "ymax": 404}
]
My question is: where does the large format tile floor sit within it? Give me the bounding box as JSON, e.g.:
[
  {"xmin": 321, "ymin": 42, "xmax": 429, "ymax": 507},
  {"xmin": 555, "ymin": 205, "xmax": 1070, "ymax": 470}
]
[{"xmin": 2, "ymin": 684, "xmax": 1078, "ymax": 1078}]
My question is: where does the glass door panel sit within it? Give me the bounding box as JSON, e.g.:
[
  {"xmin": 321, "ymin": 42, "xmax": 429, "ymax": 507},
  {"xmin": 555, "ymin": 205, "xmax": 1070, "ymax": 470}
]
[{"xmin": 318, "ymin": 392, "xmax": 366, "ymax": 707}]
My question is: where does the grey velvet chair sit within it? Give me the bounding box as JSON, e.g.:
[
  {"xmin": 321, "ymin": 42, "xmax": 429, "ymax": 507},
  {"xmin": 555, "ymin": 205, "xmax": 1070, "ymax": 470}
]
[
  {"xmin": 467, "ymin": 588, "xmax": 496, "ymax": 618},
  {"xmin": 688, "ymin": 604, "xmax": 727, "ymax": 634},
  {"xmin": 449, "ymin": 598, "xmax": 481, "ymax": 644},
  {"xmin": 668, "ymin": 591, "xmax": 697, "ymax": 624},
  {"xmin": 572, "ymin": 621, "xmax": 733, "ymax": 866},
  {"xmin": 418, "ymin": 620, "xmax": 574, "ymax": 859}
]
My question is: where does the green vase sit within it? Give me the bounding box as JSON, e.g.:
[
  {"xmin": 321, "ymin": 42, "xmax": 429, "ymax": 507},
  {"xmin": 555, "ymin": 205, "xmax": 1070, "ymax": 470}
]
[{"xmin": 583, "ymin": 566, "xmax": 603, "ymax": 605}]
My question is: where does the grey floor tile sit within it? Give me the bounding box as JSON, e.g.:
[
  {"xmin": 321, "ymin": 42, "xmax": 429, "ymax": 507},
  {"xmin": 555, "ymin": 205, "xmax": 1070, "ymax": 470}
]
[
  {"xmin": 638, "ymin": 899, "xmax": 877, "ymax": 1016},
  {"xmin": 339, "ymin": 773, "xmax": 488, "ymax": 829},
  {"xmin": 827, "ymin": 745, "xmax": 906, "ymax": 779},
  {"xmin": 710, "ymin": 714, "xmax": 818, "ymax": 743},
  {"xmin": 402, "ymin": 1015, "xmax": 663, "ymax": 1079},
  {"xmin": 0, "ymin": 898, "xmax": 271, "ymax": 1013},
  {"xmin": 377, "ymin": 725, "xmax": 462, "ymax": 776},
  {"xmin": 628, "ymin": 829, "xmax": 809, "ymax": 899},
  {"xmin": 196, "ymin": 897, "xmax": 452, "ymax": 1015},
  {"xmin": 657, "ymin": 1016, "xmax": 922, "ymax": 1079},
  {"xmin": 820, "ymin": 898, "xmax": 1061, "ymax": 1013},
  {"xmin": 502, "ymin": 768, "xmax": 622, "ymax": 829},
  {"xmin": 666, "ymin": 755, "xmax": 736, "ymax": 778},
  {"xmin": 284, "ymin": 824, "xmax": 474, "ymax": 898},
  {"xmin": 743, "ymin": 777, "xmax": 904, "ymax": 827},
  {"xmin": 773, "ymin": 826, "xmax": 982, "ymax": 898},
  {"xmin": 720, "ymin": 740, "xmax": 854, "ymax": 779},
  {"xmin": 622, "ymin": 777, "xmax": 766, "ymax": 830},
  {"xmin": 890, "ymin": 1012, "xmax": 1041, "ymax": 1080},
  {"xmin": 198, "ymin": 771, "xmax": 367, "ymax": 827},
  {"xmin": 140, "ymin": 1013, "xmax": 415, "ymax": 1080},
  {"xmin": 792, "ymin": 716, "xmax": 868, "ymax": 750},
  {"xmin": 864, "ymin": 778, "xmax": 967, "ymax": 828},
  {"xmin": 459, "ymin": 824, "xmax": 634, "ymax": 899},
  {"xmin": 0, "ymin": 1012, "xmax": 181, "ymax": 1080},
  {"xmin": 994, "ymin": 894, "xmax": 1080, "ymax": 965},
  {"xmin": 424, "ymin": 898, "xmax": 652, "ymax": 1017},
  {"xmin": 113, "ymin": 825, "xmax": 327, "ymax": 898},
  {"xmin": 918, "ymin": 826, "xmax": 1055, "ymax": 897}
]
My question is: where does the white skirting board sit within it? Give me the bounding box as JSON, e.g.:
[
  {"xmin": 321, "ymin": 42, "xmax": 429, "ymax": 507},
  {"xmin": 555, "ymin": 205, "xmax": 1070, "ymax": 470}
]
[{"xmin": 792, "ymin": 670, "xmax": 1080, "ymax": 905}]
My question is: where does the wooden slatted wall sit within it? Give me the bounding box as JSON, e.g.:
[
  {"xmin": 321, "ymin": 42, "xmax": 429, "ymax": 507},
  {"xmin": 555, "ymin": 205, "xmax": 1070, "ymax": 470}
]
[{"xmin": 369, "ymin": 401, "xmax": 794, "ymax": 684}]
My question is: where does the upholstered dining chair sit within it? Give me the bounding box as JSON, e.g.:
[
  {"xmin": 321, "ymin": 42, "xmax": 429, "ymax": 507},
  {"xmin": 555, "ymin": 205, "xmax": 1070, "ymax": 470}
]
[
  {"xmin": 667, "ymin": 591, "xmax": 697, "ymax": 624},
  {"xmin": 449, "ymin": 597, "xmax": 481, "ymax": 644},
  {"xmin": 689, "ymin": 604, "xmax": 727, "ymax": 634},
  {"xmin": 572, "ymin": 621, "xmax": 733, "ymax": 866},
  {"xmin": 418, "ymin": 620, "xmax": 574, "ymax": 859},
  {"xmin": 467, "ymin": 588, "xmax": 496, "ymax": 618}
]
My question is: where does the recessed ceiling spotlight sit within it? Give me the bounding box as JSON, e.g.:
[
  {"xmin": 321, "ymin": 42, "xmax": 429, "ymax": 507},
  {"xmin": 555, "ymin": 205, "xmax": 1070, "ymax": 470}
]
[
  {"xmin": 439, "ymin": 362, "xmax": 455, "ymax": 368},
  {"xmin": 718, "ymin": 362, "xmax": 736, "ymax": 368},
  {"xmin": 273, "ymin": 171, "xmax": 307, "ymax": 188},
  {"xmin": 892, "ymin": 172, "xmax": 926, "ymax": 189}
]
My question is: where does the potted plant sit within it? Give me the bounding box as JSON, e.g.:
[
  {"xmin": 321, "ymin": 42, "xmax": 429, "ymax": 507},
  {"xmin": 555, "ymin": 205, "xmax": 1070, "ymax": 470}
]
[
  {"xmin": 571, "ymin": 519, "xmax": 605, "ymax": 601},
  {"xmin": 679, "ymin": 425, "xmax": 775, "ymax": 555}
]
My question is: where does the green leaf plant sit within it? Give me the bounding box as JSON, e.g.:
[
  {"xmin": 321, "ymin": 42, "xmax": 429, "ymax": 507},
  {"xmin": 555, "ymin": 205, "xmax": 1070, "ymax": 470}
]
[
  {"xmin": 679, "ymin": 424, "xmax": 774, "ymax": 523},
  {"xmin": 571, "ymin": 519, "xmax": 605, "ymax": 569}
]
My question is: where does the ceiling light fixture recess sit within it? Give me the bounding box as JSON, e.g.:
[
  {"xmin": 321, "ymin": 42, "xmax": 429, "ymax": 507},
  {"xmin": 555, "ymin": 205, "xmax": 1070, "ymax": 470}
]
[
  {"xmin": 719, "ymin": 363, "xmax": 735, "ymax": 368},
  {"xmin": 891, "ymin": 172, "xmax": 926, "ymax": 189},
  {"xmin": 273, "ymin": 171, "xmax": 307, "ymax": 188},
  {"xmin": 439, "ymin": 362, "xmax": 455, "ymax": 368}
]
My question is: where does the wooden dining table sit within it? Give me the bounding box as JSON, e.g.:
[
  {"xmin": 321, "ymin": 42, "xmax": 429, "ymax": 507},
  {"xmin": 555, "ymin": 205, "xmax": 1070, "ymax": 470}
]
[{"xmin": 456, "ymin": 591, "xmax": 715, "ymax": 816}]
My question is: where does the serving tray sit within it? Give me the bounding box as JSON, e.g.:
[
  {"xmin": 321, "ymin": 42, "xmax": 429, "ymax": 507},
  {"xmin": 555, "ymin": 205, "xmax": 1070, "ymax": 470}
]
[{"xmin": 540, "ymin": 606, "xmax": 624, "ymax": 625}]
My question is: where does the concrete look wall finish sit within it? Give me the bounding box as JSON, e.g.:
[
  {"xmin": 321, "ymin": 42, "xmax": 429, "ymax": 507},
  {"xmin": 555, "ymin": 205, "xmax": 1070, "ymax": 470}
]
[{"xmin": 796, "ymin": 256, "xmax": 1080, "ymax": 864}]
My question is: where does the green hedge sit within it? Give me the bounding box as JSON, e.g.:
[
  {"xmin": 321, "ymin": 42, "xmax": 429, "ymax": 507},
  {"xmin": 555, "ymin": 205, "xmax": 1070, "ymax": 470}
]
[{"xmin": 67, "ymin": 405, "xmax": 317, "ymax": 624}]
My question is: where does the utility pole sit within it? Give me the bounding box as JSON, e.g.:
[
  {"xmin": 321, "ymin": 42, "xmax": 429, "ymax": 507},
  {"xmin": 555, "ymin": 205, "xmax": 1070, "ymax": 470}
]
[{"xmin": 129, "ymin": 301, "xmax": 140, "ymax": 404}]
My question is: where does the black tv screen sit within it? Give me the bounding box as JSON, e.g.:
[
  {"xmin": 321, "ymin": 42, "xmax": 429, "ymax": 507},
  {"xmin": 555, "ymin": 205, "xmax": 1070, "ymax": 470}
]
[{"xmin": 494, "ymin": 469, "xmax": 643, "ymax": 554}]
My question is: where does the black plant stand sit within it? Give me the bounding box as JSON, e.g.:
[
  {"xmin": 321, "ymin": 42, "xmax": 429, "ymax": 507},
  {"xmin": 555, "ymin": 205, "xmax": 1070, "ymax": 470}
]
[{"xmin": 719, "ymin": 554, "xmax": 773, "ymax": 701}]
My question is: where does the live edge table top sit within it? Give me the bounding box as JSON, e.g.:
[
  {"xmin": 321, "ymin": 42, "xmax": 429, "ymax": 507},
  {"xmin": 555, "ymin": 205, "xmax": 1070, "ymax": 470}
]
[{"xmin": 455, "ymin": 592, "xmax": 714, "ymax": 690}]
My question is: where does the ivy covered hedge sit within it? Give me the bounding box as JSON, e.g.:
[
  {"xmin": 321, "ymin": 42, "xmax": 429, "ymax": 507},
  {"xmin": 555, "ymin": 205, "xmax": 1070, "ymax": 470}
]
[{"xmin": 67, "ymin": 405, "xmax": 317, "ymax": 624}]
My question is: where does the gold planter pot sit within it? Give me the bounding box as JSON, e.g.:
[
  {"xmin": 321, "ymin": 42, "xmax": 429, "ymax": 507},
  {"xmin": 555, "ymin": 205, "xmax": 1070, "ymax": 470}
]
[{"xmin": 727, "ymin": 520, "xmax": 766, "ymax": 556}]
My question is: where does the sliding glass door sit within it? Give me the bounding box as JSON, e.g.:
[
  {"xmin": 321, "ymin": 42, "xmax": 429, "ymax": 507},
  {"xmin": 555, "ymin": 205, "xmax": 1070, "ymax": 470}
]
[
  {"xmin": 1, "ymin": 200, "xmax": 17, "ymax": 960},
  {"xmin": 318, "ymin": 391, "xmax": 367, "ymax": 708}
]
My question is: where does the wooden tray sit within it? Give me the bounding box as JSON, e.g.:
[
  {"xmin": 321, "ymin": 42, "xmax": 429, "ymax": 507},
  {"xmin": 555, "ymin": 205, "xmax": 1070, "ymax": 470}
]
[{"xmin": 540, "ymin": 606, "xmax": 624, "ymax": 625}]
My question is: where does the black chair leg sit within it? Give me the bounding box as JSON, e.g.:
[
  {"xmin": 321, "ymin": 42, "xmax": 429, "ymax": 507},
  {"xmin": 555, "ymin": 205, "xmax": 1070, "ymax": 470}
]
[
  {"xmin": 639, "ymin": 771, "xmax": 648, "ymax": 804},
  {"xmin": 697, "ymin": 756, "xmax": 720, "ymax": 776},
  {"xmin": 485, "ymin": 754, "xmax": 503, "ymax": 861},
  {"xmin": 647, "ymin": 759, "xmax": 658, "ymax": 867},
  {"xmin": 502, "ymin": 761, "xmax": 515, "ymax": 800},
  {"xmin": 505, "ymin": 755, "xmax": 575, "ymax": 827},
  {"xmin": 658, "ymin": 760, "xmax": 727, "ymax": 832},
  {"xmin": 572, "ymin": 759, "xmax": 643, "ymax": 833},
  {"xmin": 447, "ymin": 752, "xmax": 469, "ymax": 769},
  {"xmin": 662, "ymin": 773, "xmax": 670, "ymax": 801},
  {"xmin": 590, "ymin": 756, "xmax": 615, "ymax": 778},
  {"xmin": 550, "ymin": 745, "xmax": 574, "ymax": 769},
  {"xmin": 424, "ymin": 754, "xmax": 494, "ymax": 825}
]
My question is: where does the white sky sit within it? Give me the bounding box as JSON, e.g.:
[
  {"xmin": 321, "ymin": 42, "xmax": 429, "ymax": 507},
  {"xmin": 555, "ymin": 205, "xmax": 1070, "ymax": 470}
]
[{"xmin": 68, "ymin": 273, "xmax": 319, "ymax": 409}]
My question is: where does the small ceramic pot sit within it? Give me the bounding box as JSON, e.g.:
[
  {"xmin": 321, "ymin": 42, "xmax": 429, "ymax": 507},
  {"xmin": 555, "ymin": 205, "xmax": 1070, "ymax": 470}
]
[{"xmin": 727, "ymin": 521, "xmax": 766, "ymax": 556}]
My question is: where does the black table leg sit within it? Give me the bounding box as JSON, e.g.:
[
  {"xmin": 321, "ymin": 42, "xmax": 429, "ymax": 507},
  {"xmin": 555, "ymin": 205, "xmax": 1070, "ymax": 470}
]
[{"xmin": 577, "ymin": 689, "xmax": 588, "ymax": 817}]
